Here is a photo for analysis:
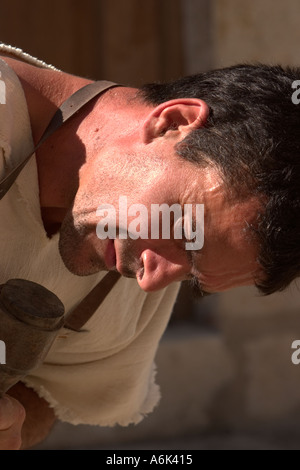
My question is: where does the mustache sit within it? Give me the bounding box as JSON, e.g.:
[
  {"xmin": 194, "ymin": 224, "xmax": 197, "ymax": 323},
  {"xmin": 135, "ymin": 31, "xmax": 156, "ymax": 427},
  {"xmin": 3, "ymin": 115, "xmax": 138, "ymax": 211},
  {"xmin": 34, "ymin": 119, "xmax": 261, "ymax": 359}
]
[{"xmin": 115, "ymin": 239, "xmax": 143, "ymax": 279}]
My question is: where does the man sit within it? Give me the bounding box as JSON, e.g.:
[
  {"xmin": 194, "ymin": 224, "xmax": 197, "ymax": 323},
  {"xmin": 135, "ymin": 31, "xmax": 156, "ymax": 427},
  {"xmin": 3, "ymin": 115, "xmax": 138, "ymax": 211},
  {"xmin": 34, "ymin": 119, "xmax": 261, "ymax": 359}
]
[{"xmin": 0, "ymin": 44, "xmax": 299, "ymax": 449}]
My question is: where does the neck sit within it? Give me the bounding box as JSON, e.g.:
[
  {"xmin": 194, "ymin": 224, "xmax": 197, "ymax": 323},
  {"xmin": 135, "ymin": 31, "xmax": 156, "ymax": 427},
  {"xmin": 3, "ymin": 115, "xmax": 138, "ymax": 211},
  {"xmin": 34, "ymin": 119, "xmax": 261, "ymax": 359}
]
[
  {"xmin": 25, "ymin": 72, "xmax": 143, "ymax": 236},
  {"xmin": 0, "ymin": 56, "xmax": 147, "ymax": 236},
  {"xmin": 36, "ymin": 88, "xmax": 99, "ymax": 234},
  {"xmin": 19, "ymin": 68, "xmax": 96, "ymax": 234},
  {"xmin": 40, "ymin": 208, "xmax": 69, "ymax": 237}
]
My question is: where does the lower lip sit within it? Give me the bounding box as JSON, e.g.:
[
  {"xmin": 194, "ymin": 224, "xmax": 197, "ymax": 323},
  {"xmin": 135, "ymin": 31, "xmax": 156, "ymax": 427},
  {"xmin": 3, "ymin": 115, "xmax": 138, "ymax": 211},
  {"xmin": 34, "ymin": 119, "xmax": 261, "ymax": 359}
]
[{"xmin": 105, "ymin": 239, "xmax": 116, "ymax": 270}]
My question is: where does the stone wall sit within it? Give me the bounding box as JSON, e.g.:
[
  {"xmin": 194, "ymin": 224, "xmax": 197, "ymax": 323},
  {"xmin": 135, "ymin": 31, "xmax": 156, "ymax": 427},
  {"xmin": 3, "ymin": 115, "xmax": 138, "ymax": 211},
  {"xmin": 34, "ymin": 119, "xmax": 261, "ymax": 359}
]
[
  {"xmin": 213, "ymin": 0, "xmax": 300, "ymax": 68},
  {"xmin": 210, "ymin": 0, "xmax": 300, "ymax": 435},
  {"xmin": 0, "ymin": 0, "xmax": 184, "ymax": 85}
]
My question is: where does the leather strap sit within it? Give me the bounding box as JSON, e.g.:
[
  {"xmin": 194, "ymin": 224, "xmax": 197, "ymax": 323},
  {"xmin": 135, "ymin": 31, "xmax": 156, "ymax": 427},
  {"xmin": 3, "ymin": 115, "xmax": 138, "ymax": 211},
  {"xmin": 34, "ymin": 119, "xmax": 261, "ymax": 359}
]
[
  {"xmin": 64, "ymin": 271, "xmax": 121, "ymax": 331},
  {"xmin": 0, "ymin": 79, "xmax": 122, "ymax": 331},
  {"xmin": 0, "ymin": 80, "xmax": 119, "ymax": 201}
]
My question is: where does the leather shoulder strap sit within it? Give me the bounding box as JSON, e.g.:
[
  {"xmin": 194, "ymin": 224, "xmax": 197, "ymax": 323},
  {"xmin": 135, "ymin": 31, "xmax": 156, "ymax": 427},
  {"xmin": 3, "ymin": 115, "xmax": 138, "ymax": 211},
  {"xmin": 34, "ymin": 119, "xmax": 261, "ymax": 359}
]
[
  {"xmin": 0, "ymin": 79, "xmax": 122, "ymax": 331},
  {"xmin": 64, "ymin": 271, "xmax": 121, "ymax": 331},
  {"xmin": 0, "ymin": 80, "xmax": 120, "ymax": 200}
]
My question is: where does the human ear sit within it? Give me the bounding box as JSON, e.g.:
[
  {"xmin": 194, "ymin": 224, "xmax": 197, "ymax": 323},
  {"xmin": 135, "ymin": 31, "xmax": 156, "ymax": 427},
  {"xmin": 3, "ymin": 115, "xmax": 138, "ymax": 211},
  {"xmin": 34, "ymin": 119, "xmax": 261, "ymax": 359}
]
[{"xmin": 142, "ymin": 98, "xmax": 209, "ymax": 143}]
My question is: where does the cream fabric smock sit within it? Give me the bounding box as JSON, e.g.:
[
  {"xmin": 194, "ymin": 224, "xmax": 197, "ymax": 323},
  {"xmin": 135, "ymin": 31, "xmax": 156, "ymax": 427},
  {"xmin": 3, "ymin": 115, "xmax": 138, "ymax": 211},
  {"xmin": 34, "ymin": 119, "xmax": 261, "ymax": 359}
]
[{"xmin": 0, "ymin": 44, "xmax": 180, "ymax": 426}]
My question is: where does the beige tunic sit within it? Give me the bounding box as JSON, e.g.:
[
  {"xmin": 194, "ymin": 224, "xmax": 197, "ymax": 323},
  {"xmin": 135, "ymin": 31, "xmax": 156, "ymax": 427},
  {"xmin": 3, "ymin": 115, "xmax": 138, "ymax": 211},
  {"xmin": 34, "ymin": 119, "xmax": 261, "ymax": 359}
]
[{"xmin": 0, "ymin": 44, "xmax": 180, "ymax": 426}]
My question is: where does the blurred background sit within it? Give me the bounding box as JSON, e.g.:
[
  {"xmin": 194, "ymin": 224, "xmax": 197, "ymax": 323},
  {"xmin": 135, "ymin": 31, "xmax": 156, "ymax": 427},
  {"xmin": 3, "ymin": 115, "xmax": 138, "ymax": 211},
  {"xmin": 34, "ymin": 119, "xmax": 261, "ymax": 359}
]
[{"xmin": 2, "ymin": 0, "xmax": 300, "ymax": 450}]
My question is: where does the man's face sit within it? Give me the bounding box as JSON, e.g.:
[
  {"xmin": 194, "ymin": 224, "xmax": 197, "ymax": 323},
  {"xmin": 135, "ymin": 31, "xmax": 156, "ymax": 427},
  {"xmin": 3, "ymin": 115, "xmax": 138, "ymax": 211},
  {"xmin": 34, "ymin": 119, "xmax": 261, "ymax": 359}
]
[{"xmin": 59, "ymin": 141, "xmax": 262, "ymax": 295}]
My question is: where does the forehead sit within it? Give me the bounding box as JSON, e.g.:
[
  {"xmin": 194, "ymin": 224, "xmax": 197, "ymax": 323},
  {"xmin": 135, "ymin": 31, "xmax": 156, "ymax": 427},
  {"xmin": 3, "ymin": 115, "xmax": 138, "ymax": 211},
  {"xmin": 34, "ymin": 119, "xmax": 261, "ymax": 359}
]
[
  {"xmin": 176, "ymin": 161, "xmax": 259, "ymax": 221},
  {"xmin": 178, "ymin": 164, "xmax": 263, "ymax": 291},
  {"xmin": 158, "ymin": 159, "xmax": 262, "ymax": 237}
]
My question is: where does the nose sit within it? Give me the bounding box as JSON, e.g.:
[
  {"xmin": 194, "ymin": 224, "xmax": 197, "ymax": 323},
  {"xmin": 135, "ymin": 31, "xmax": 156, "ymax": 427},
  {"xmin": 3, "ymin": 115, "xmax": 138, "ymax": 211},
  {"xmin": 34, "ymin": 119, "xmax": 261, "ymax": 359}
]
[{"xmin": 137, "ymin": 249, "xmax": 188, "ymax": 292}]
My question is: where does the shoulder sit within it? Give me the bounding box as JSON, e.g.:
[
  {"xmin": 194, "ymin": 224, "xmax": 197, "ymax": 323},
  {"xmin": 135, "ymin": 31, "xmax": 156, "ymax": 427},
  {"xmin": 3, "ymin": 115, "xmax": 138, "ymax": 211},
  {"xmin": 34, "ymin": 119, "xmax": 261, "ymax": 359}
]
[
  {"xmin": 0, "ymin": 57, "xmax": 34, "ymax": 180},
  {"xmin": 0, "ymin": 53, "xmax": 92, "ymax": 144},
  {"xmin": 0, "ymin": 43, "xmax": 62, "ymax": 104},
  {"xmin": 0, "ymin": 43, "xmax": 59, "ymax": 70}
]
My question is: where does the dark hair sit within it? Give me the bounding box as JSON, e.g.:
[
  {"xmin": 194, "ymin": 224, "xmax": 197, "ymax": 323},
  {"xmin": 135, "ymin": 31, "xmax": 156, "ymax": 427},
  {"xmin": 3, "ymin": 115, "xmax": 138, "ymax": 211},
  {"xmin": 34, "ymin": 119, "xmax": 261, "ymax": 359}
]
[{"xmin": 140, "ymin": 64, "xmax": 300, "ymax": 295}]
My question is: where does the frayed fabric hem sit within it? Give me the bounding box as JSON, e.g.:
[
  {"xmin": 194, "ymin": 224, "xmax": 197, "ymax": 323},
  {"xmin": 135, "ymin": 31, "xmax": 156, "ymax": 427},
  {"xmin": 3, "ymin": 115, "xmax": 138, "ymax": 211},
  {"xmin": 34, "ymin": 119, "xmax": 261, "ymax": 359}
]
[{"xmin": 21, "ymin": 371, "xmax": 161, "ymax": 428}]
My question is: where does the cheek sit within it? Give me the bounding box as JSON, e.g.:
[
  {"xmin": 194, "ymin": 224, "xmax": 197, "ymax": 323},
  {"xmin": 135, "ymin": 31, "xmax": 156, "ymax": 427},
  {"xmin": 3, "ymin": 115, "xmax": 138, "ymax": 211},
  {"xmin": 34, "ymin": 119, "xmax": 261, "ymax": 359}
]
[
  {"xmin": 200, "ymin": 274, "xmax": 256, "ymax": 292},
  {"xmin": 197, "ymin": 236, "xmax": 259, "ymax": 283}
]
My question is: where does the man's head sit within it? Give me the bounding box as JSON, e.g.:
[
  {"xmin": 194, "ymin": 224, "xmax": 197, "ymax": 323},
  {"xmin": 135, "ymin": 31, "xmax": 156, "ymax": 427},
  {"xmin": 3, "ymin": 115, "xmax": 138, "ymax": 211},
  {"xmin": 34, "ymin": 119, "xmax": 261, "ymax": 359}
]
[
  {"xmin": 59, "ymin": 64, "xmax": 300, "ymax": 296},
  {"xmin": 139, "ymin": 64, "xmax": 300, "ymax": 295}
]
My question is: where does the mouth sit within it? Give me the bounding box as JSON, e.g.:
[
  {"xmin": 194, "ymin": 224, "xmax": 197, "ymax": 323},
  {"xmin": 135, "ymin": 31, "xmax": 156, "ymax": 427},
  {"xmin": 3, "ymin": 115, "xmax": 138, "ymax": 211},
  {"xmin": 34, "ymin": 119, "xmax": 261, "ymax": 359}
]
[{"xmin": 104, "ymin": 239, "xmax": 117, "ymax": 270}]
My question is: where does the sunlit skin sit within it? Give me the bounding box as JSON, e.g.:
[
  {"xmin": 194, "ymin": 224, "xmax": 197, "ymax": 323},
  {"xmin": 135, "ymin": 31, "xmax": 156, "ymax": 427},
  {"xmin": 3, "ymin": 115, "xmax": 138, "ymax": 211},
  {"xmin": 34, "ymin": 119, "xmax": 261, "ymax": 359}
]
[
  {"xmin": 59, "ymin": 155, "xmax": 262, "ymax": 295},
  {"xmin": 56, "ymin": 89, "xmax": 263, "ymax": 295},
  {"xmin": 1, "ymin": 54, "xmax": 263, "ymax": 296}
]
